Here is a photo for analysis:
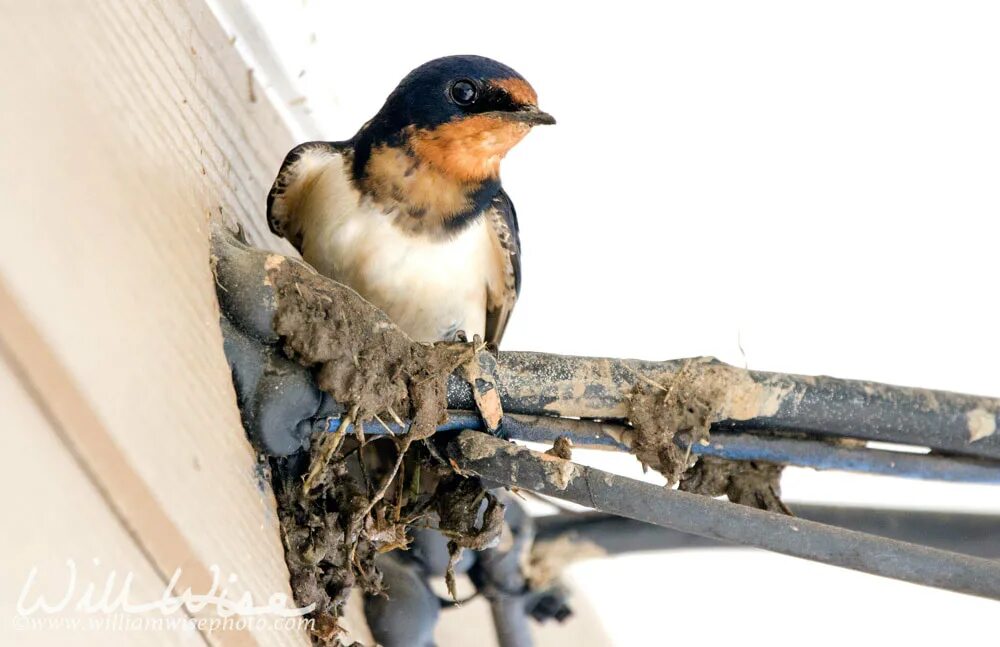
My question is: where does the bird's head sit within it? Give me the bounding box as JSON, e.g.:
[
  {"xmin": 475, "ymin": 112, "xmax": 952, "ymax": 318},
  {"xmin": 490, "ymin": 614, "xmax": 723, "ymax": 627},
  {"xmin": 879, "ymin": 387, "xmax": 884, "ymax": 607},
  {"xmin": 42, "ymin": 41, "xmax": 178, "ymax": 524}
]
[
  {"xmin": 357, "ymin": 55, "xmax": 554, "ymax": 185},
  {"xmin": 352, "ymin": 56, "xmax": 555, "ymax": 223}
]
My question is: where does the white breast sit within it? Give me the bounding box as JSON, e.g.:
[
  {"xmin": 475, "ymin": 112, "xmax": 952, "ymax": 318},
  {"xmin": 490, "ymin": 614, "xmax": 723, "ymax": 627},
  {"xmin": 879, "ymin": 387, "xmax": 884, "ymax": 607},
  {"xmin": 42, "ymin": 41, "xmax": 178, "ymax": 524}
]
[{"xmin": 293, "ymin": 153, "xmax": 493, "ymax": 342}]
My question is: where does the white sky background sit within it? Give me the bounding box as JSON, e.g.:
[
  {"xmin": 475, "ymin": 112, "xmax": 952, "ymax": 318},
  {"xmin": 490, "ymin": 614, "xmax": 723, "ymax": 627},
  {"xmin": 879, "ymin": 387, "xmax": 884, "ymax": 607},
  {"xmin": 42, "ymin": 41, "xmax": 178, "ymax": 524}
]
[{"xmin": 238, "ymin": 1, "xmax": 1000, "ymax": 644}]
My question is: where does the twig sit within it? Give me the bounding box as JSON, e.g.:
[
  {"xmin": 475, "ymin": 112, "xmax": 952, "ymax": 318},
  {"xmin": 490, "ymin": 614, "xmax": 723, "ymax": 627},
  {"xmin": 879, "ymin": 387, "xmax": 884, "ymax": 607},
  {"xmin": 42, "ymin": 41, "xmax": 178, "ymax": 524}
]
[
  {"xmin": 387, "ymin": 406, "xmax": 406, "ymax": 428},
  {"xmin": 304, "ymin": 403, "xmax": 358, "ymax": 491},
  {"xmin": 359, "ymin": 438, "xmax": 412, "ymax": 519},
  {"xmin": 356, "ymin": 440, "xmax": 372, "ymax": 498},
  {"xmin": 373, "ymin": 414, "xmax": 396, "ymax": 436}
]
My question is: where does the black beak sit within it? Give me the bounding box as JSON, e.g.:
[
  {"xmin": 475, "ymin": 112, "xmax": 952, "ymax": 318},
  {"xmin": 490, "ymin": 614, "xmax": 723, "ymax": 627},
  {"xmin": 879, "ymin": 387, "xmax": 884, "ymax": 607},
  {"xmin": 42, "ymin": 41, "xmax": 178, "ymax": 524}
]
[
  {"xmin": 488, "ymin": 105, "xmax": 556, "ymax": 126},
  {"xmin": 514, "ymin": 105, "xmax": 556, "ymax": 125}
]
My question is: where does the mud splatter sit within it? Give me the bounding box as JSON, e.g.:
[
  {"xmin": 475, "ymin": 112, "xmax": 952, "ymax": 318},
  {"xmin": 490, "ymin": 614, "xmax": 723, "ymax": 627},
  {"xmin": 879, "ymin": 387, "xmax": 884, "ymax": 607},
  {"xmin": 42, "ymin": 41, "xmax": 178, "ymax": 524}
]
[
  {"xmin": 625, "ymin": 357, "xmax": 793, "ymax": 509},
  {"xmin": 267, "ymin": 254, "xmax": 472, "ymax": 442},
  {"xmin": 967, "ymin": 408, "xmax": 997, "ymax": 443}
]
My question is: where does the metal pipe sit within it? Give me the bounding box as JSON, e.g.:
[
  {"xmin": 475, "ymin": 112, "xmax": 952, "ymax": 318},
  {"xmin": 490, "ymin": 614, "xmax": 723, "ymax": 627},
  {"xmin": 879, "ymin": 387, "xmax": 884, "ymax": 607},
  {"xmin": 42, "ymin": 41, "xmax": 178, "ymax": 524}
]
[
  {"xmin": 488, "ymin": 597, "xmax": 532, "ymax": 647},
  {"xmin": 685, "ymin": 433, "xmax": 1000, "ymax": 483},
  {"xmin": 447, "ymin": 431, "xmax": 1000, "ymax": 601},
  {"xmin": 534, "ymin": 508, "xmax": 1000, "ymax": 559},
  {"xmin": 473, "ymin": 495, "xmax": 536, "ymax": 647},
  {"xmin": 445, "ymin": 352, "xmax": 1000, "ymax": 461},
  {"xmin": 330, "ymin": 412, "xmax": 1000, "ymax": 484}
]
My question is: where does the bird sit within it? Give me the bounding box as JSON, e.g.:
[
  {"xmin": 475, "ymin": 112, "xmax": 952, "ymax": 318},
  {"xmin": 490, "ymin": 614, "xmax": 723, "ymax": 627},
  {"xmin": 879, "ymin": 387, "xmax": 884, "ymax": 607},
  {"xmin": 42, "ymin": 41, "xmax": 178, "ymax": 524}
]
[{"xmin": 266, "ymin": 55, "xmax": 554, "ymax": 346}]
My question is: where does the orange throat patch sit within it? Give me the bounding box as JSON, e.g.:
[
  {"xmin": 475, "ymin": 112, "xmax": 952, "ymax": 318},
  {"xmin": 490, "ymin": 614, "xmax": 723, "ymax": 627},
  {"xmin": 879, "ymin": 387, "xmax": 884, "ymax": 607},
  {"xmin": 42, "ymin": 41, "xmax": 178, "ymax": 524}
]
[
  {"xmin": 360, "ymin": 117, "xmax": 529, "ymax": 234},
  {"xmin": 409, "ymin": 116, "xmax": 530, "ymax": 184},
  {"xmin": 361, "ymin": 141, "xmax": 483, "ymax": 235}
]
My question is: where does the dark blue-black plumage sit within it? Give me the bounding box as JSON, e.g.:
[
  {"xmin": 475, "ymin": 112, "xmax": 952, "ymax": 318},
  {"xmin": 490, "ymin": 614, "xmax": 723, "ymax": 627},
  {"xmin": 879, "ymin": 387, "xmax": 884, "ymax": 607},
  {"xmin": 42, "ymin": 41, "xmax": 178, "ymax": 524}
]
[{"xmin": 349, "ymin": 56, "xmax": 539, "ymax": 195}]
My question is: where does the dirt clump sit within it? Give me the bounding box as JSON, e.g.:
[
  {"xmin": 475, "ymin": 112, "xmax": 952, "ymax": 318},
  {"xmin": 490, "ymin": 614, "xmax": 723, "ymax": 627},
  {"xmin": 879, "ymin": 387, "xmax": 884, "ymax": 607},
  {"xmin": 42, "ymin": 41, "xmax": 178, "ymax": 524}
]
[
  {"xmin": 626, "ymin": 358, "xmax": 730, "ymax": 484},
  {"xmin": 679, "ymin": 456, "xmax": 791, "ymax": 514},
  {"xmin": 270, "ymin": 454, "xmax": 376, "ymax": 643},
  {"xmin": 545, "ymin": 436, "xmax": 574, "ymax": 460},
  {"xmin": 433, "ymin": 474, "xmax": 506, "ymax": 599},
  {"xmin": 626, "ymin": 357, "xmax": 791, "ymax": 511}
]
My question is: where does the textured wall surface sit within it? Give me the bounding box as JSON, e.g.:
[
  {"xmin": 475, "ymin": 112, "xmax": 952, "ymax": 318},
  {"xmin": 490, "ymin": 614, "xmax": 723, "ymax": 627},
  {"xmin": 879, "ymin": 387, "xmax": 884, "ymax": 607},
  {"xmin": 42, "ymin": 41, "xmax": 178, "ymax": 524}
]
[{"xmin": 0, "ymin": 2, "xmax": 306, "ymax": 645}]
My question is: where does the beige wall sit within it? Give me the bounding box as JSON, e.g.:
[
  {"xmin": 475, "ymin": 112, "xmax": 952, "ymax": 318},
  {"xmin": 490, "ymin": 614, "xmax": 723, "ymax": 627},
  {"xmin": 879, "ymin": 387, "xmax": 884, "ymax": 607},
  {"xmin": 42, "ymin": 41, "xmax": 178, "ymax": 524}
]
[{"xmin": 0, "ymin": 2, "xmax": 305, "ymax": 645}]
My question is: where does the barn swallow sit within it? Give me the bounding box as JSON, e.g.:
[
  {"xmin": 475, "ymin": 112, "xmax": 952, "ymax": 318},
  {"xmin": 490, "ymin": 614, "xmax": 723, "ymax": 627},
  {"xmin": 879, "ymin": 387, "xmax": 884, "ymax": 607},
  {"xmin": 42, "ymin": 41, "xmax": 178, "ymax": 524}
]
[{"xmin": 267, "ymin": 55, "xmax": 553, "ymax": 345}]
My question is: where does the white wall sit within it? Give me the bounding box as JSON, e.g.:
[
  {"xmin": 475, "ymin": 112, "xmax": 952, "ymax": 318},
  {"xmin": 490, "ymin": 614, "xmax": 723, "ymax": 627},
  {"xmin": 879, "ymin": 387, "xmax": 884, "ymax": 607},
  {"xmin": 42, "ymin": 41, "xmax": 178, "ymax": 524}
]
[{"xmin": 242, "ymin": 2, "xmax": 1000, "ymax": 644}]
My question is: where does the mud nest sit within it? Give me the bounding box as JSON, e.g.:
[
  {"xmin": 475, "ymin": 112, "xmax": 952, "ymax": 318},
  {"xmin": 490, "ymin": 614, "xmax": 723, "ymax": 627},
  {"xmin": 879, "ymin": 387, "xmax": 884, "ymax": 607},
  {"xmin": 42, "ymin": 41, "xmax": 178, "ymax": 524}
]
[
  {"xmin": 264, "ymin": 256, "xmax": 503, "ymax": 644},
  {"xmin": 247, "ymin": 254, "xmax": 791, "ymax": 642}
]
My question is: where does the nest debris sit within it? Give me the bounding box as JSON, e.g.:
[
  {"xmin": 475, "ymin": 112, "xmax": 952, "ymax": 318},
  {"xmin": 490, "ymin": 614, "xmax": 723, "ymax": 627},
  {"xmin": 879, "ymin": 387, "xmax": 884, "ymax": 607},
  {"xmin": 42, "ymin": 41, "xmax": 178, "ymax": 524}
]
[
  {"xmin": 264, "ymin": 255, "xmax": 502, "ymax": 644},
  {"xmin": 680, "ymin": 456, "xmax": 791, "ymax": 514}
]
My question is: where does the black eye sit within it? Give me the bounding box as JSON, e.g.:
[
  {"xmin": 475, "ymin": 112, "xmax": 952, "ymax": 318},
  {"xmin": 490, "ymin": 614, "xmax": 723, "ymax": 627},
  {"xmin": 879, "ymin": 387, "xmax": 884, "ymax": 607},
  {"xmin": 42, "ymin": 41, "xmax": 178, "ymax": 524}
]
[{"xmin": 450, "ymin": 79, "xmax": 478, "ymax": 106}]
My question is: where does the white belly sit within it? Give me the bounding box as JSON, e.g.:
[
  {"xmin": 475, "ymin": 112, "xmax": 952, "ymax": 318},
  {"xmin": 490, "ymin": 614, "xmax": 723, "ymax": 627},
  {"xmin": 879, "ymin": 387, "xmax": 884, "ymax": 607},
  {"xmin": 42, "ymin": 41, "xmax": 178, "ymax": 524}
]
[{"xmin": 294, "ymin": 155, "xmax": 493, "ymax": 342}]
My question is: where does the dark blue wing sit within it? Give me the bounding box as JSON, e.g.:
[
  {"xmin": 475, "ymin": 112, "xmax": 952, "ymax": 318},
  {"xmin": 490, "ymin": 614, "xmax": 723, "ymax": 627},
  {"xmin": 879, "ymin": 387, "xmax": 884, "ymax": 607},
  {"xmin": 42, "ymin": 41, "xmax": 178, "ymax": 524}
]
[
  {"xmin": 266, "ymin": 140, "xmax": 348, "ymax": 250},
  {"xmin": 484, "ymin": 188, "xmax": 521, "ymax": 347}
]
